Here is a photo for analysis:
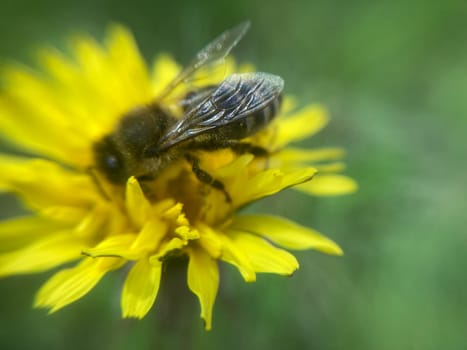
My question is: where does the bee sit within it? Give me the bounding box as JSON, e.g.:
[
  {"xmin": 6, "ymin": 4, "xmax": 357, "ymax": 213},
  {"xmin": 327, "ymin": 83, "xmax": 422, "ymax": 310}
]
[{"xmin": 93, "ymin": 22, "xmax": 284, "ymax": 202}]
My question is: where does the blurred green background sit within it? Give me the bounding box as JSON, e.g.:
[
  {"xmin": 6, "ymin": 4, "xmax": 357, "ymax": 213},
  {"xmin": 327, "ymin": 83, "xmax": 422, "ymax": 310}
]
[{"xmin": 0, "ymin": 0, "xmax": 466, "ymax": 349}]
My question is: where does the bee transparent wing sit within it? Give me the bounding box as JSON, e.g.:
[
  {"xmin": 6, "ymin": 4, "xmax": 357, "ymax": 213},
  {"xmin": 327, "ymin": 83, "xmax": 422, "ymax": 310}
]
[
  {"xmin": 156, "ymin": 21, "xmax": 251, "ymax": 101},
  {"xmin": 176, "ymin": 85, "xmax": 218, "ymax": 111},
  {"xmin": 156, "ymin": 72, "xmax": 284, "ymax": 151}
]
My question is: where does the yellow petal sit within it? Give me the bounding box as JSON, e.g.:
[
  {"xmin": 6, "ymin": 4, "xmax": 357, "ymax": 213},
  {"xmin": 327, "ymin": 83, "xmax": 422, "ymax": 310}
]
[
  {"xmin": 84, "ymin": 218, "xmax": 168, "ymax": 260},
  {"xmin": 211, "ymin": 154, "xmax": 254, "ymax": 178},
  {"xmin": 82, "ymin": 234, "xmax": 138, "ymax": 260},
  {"xmin": 69, "ymin": 33, "xmax": 106, "ymax": 79},
  {"xmin": 125, "ymin": 177, "xmax": 151, "ymax": 228},
  {"xmin": 226, "ymin": 230, "xmax": 299, "ymax": 275},
  {"xmin": 161, "ymin": 202, "xmax": 185, "ymax": 222},
  {"xmin": 121, "ymin": 258, "xmax": 162, "ymax": 318},
  {"xmin": 218, "ymin": 234, "xmax": 256, "ymax": 282},
  {"xmin": 0, "ymin": 215, "xmax": 69, "ymax": 251},
  {"xmin": 281, "ymin": 95, "xmax": 298, "ymax": 114},
  {"xmin": 131, "ymin": 218, "xmax": 168, "ymax": 253},
  {"xmin": 235, "ymin": 167, "xmax": 316, "ymax": 206},
  {"xmin": 67, "ymin": 31, "xmax": 146, "ymax": 135},
  {"xmin": 237, "ymin": 62, "xmax": 255, "ymax": 73},
  {"xmin": 313, "ymin": 162, "xmax": 346, "ymax": 173},
  {"xmin": 73, "ymin": 206, "xmax": 109, "ymax": 239},
  {"xmin": 196, "ymin": 223, "xmax": 223, "ymax": 258},
  {"xmin": 0, "ymin": 234, "xmax": 84, "ymax": 277},
  {"xmin": 0, "ymin": 68, "xmax": 92, "ymax": 164},
  {"xmin": 273, "ymin": 147, "xmax": 346, "ymax": 165},
  {"xmin": 149, "ymin": 237, "xmax": 187, "ymax": 262},
  {"xmin": 188, "ymin": 246, "xmax": 219, "ymax": 331},
  {"xmin": 296, "ymin": 174, "xmax": 358, "ymax": 196},
  {"xmin": 40, "ymin": 206, "xmax": 89, "ymax": 223},
  {"xmin": 37, "ymin": 40, "xmax": 120, "ymax": 137},
  {"xmin": 0, "ymin": 155, "xmax": 98, "ymax": 209},
  {"xmin": 229, "ymin": 215, "xmax": 343, "ymax": 255},
  {"xmin": 69, "ymin": 34, "xmax": 119, "ymax": 116},
  {"xmin": 150, "ymin": 54, "xmax": 181, "ymax": 96},
  {"xmin": 36, "ymin": 48, "xmax": 105, "ymax": 137},
  {"xmin": 275, "ymin": 105, "xmax": 329, "ymax": 147},
  {"xmin": 105, "ymin": 205, "xmax": 131, "ymax": 236},
  {"xmin": 0, "ymin": 66, "xmax": 67, "ymax": 129},
  {"xmin": 106, "ymin": 24, "xmax": 152, "ymax": 104},
  {"xmin": 34, "ymin": 257, "xmax": 123, "ymax": 312}
]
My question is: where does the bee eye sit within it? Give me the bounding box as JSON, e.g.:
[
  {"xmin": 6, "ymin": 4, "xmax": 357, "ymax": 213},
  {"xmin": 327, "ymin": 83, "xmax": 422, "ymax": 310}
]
[
  {"xmin": 104, "ymin": 154, "xmax": 120, "ymax": 170},
  {"xmin": 93, "ymin": 136, "xmax": 128, "ymax": 184}
]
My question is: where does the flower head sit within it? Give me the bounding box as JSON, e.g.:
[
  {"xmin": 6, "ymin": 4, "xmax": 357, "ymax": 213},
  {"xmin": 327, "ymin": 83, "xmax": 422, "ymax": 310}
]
[{"xmin": 0, "ymin": 25, "xmax": 356, "ymax": 330}]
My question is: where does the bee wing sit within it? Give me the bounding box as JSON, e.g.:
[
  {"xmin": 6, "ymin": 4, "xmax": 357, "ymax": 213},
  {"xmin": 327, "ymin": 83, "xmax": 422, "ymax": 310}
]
[
  {"xmin": 156, "ymin": 21, "xmax": 250, "ymax": 101},
  {"xmin": 176, "ymin": 85, "xmax": 218, "ymax": 111},
  {"xmin": 156, "ymin": 72, "xmax": 284, "ymax": 151}
]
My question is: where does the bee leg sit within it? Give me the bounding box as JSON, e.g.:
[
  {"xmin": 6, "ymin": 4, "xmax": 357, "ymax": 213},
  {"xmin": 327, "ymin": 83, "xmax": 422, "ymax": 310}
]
[
  {"xmin": 188, "ymin": 139, "xmax": 270, "ymax": 157},
  {"xmin": 185, "ymin": 154, "xmax": 232, "ymax": 203},
  {"xmin": 222, "ymin": 141, "xmax": 269, "ymax": 157}
]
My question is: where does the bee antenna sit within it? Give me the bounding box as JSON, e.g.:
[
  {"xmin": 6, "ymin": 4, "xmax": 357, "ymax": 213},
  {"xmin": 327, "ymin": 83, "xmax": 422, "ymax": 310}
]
[{"xmin": 86, "ymin": 166, "xmax": 111, "ymax": 201}]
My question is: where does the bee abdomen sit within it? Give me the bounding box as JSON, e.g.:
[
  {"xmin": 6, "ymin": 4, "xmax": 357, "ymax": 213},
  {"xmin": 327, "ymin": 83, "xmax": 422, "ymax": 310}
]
[
  {"xmin": 213, "ymin": 72, "xmax": 283, "ymax": 139},
  {"xmin": 237, "ymin": 94, "xmax": 282, "ymax": 137}
]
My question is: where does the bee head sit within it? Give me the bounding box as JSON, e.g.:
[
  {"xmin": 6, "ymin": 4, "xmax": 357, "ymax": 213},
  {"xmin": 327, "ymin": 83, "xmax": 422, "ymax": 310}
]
[{"xmin": 93, "ymin": 105, "xmax": 175, "ymax": 184}]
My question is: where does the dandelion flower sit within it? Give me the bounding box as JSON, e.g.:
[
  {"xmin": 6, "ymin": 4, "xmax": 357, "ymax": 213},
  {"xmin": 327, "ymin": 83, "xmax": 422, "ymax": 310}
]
[{"xmin": 0, "ymin": 24, "xmax": 356, "ymax": 330}]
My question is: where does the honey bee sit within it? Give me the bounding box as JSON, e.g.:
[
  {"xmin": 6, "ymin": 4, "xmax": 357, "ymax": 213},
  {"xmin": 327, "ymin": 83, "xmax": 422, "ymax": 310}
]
[{"xmin": 93, "ymin": 22, "xmax": 284, "ymax": 202}]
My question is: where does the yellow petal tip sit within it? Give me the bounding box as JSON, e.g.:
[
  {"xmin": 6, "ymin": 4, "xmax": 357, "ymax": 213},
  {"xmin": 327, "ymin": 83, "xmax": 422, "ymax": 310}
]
[{"xmin": 321, "ymin": 242, "xmax": 344, "ymax": 256}]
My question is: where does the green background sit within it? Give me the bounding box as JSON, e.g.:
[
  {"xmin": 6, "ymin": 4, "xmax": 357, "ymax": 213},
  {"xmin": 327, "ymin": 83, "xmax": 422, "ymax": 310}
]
[{"xmin": 0, "ymin": 0, "xmax": 466, "ymax": 349}]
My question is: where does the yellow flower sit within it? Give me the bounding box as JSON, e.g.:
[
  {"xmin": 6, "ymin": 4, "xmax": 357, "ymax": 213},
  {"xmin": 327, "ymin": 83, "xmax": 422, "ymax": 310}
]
[{"xmin": 0, "ymin": 25, "xmax": 356, "ymax": 330}]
